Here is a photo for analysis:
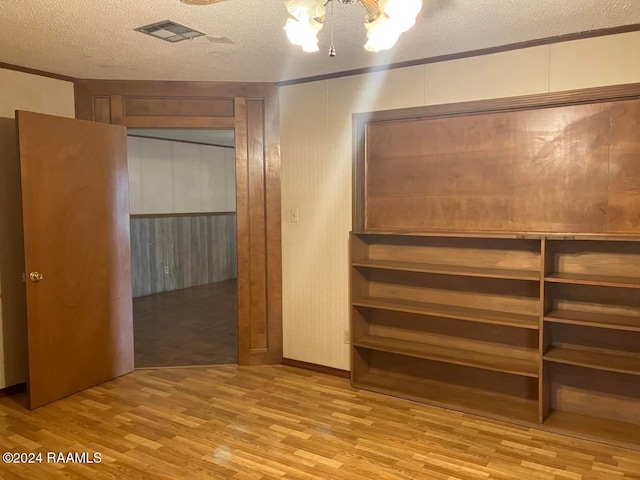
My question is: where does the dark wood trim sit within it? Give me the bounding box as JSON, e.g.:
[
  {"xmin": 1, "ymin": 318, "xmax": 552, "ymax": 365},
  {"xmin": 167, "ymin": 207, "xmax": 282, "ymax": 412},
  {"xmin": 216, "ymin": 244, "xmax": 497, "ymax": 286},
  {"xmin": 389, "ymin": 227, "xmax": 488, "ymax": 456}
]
[
  {"xmin": 352, "ymin": 109, "xmax": 367, "ymax": 232},
  {"xmin": 75, "ymin": 81, "xmax": 275, "ymax": 119},
  {"xmin": 127, "ymin": 134, "xmax": 234, "ymax": 149},
  {"xmin": 352, "ymin": 231, "xmax": 640, "ymax": 240},
  {"xmin": 118, "ymin": 116, "xmax": 236, "ymax": 129},
  {"xmin": 0, "ymin": 62, "xmax": 76, "ymax": 83},
  {"xmin": 234, "ymin": 96, "xmax": 252, "ymax": 365},
  {"xmin": 282, "ymin": 358, "xmax": 350, "ymax": 379},
  {"xmin": 0, "ymin": 382, "xmax": 27, "ymax": 398},
  {"xmin": 74, "ymin": 80, "xmax": 282, "ymax": 368},
  {"xmin": 358, "ymin": 82, "xmax": 640, "ymax": 123},
  {"xmin": 263, "ymin": 84, "xmax": 284, "ymax": 365},
  {"xmin": 277, "ymin": 24, "xmax": 640, "ymax": 86},
  {"xmin": 353, "ymin": 82, "xmax": 640, "ymax": 231},
  {"xmin": 130, "ymin": 212, "xmax": 235, "ymax": 219}
]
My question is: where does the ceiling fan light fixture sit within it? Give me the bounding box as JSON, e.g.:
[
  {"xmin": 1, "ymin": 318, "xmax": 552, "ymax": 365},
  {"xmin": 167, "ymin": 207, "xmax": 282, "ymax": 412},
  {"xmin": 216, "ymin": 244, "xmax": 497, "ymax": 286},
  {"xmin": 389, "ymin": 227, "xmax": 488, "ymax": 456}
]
[
  {"xmin": 284, "ymin": 17, "xmax": 323, "ymax": 52},
  {"xmin": 283, "ymin": 0, "xmax": 423, "ymax": 53},
  {"xmin": 380, "ymin": 0, "xmax": 422, "ymax": 33},
  {"xmin": 364, "ymin": 14, "xmax": 401, "ymax": 52},
  {"xmin": 285, "ymin": 0, "xmax": 327, "ymax": 21}
]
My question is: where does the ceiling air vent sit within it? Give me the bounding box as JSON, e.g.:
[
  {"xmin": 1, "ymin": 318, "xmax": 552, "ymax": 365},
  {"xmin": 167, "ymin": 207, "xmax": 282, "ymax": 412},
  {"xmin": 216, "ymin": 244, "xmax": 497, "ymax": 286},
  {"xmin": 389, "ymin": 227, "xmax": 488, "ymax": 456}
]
[{"xmin": 135, "ymin": 20, "xmax": 205, "ymax": 43}]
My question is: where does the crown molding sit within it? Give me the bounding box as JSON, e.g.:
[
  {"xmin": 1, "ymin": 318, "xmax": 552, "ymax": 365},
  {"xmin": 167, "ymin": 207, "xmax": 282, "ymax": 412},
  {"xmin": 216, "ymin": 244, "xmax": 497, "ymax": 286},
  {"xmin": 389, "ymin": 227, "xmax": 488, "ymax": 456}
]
[
  {"xmin": 276, "ymin": 24, "xmax": 640, "ymax": 86},
  {"xmin": 0, "ymin": 62, "xmax": 77, "ymax": 83}
]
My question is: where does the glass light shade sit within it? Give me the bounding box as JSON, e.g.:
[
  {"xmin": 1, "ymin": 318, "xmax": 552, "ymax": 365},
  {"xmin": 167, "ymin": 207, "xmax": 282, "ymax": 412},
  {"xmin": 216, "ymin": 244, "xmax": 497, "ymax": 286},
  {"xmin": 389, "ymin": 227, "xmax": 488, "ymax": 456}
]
[
  {"xmin": 364, "ymin": 15, "xmax": 401, "ymax": 52},
  {"xmin": 380, "ymin": 0, "xmax": 423, "ymax": 32},
  {"xmin": 284, "ymin": 17, "xmax": 323, "ymax": 52},
  {"xmin": 285, "ymin": 0, "xmax": 326, "ymax": 21}
]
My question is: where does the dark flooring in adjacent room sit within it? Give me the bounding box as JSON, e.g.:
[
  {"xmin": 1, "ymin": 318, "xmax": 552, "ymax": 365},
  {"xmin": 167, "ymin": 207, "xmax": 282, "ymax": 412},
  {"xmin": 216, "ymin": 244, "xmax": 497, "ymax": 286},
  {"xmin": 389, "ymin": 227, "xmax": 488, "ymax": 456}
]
[{"xmin": 133, "ymin": 280, "xmax": 238, "ymax": 368}]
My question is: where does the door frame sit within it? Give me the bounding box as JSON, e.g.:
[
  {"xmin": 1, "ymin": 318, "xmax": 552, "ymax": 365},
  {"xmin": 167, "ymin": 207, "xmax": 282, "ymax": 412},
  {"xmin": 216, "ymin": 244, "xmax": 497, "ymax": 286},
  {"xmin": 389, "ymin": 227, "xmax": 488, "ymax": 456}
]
[{"xmin": 74, "ymin": 81, "xmax": 282, "ymax": 366}]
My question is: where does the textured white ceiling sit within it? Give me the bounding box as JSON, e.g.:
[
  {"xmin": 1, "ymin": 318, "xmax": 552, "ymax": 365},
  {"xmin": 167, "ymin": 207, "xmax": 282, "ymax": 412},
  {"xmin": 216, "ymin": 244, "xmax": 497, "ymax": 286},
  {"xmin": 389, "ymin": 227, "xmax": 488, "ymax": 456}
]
[{"xmin": 0, "ymin": 0, "xmax": 638, "ymax": 82}]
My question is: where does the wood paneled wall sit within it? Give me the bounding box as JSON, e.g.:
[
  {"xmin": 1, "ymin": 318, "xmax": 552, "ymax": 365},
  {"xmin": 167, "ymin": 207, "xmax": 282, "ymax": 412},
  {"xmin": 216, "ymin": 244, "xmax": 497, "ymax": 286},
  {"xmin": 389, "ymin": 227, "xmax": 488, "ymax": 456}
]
[
  {"xmin": 75, "ymin": 80, "xmax": 281, "ymax": 365},
  {"xmin": 127, "ymin": 136, "xmax": 236, "ymax": 215},
  {"xmin": 130, "ymin": 214, "xmax": 237, "ymax": 298},
  {"xmin": 355, "ymin": 86, "xmax": 640, "ymax": 234}
]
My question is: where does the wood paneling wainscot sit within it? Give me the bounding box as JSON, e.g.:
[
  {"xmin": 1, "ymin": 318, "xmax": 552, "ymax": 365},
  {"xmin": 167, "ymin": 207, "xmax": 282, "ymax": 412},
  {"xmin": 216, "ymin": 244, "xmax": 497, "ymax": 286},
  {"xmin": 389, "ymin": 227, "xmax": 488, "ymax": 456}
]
[
  {"xmin": 130, "ymin": 213, "xmax": 237, "ymax": 298},
  {"xmin": 75, "ymin": 80, "xmax": 282, "ymax": 365}
]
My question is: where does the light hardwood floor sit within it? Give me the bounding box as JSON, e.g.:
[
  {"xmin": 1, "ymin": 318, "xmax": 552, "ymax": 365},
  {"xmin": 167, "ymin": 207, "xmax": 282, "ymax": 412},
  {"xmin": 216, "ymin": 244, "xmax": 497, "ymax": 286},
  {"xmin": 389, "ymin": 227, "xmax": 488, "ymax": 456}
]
[{"xmin": 0, "ymin": 366, "xmax": 638, "ymax": 479}]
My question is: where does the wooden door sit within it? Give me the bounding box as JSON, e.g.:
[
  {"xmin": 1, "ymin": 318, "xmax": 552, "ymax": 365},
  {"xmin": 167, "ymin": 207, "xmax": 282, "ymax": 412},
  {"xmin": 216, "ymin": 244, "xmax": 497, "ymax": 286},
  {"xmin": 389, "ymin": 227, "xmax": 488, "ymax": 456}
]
[{"xmin": 17, "ymin": 111, "xmax": 133, "ymax": 409}]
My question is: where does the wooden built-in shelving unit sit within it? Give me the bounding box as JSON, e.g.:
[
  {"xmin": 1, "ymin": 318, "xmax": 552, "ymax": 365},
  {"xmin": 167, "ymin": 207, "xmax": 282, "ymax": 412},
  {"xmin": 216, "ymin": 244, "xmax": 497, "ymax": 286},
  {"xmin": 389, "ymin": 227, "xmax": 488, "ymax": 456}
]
[{"xmin": 350, "ymin": 232, "xmax": 640, "ymax": 450}]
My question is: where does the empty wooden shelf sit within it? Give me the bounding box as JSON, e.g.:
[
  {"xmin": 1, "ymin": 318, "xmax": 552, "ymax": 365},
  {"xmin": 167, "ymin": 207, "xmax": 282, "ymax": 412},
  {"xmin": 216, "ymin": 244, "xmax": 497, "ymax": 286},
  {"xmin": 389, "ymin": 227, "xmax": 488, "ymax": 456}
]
[
  {"xmin": 353, "ymin": 296, "xmax": 540, "ymax": 330},
  {"xmin": 541, "ymin": 238, "xmax": 640, "ymax": 450},
  {"xmin": 544, "ymin": 345, "xmax": 640, "ymax": 376},
  {"xmin": 354, "ymin": 335, "xmax": 538, "ymax": 377},
  {"xmin": 544, "ymin": 309, "xmax": 640, "ymax": 332},
  {"xmin": 544, "ymin": 410, "xmax": 640, "ymax": 450},
  {"xmin": 545, "ymin": 361, "xmax": 640, "ymax": 449},
  {"xmin": 545, "ymin": 239, "xmax": 640, "ymax": 289},
  {"xmin": 352, "ymin": 259, "xmax": 539, "ymax": 280},
  {"xmin": 351, "ymin": 233, "xmax": 541, "ymax": 428},
  {"xmin": 354, "ymin": 369, "xmax": 539, "ymax": 425},
  {"xmin": 545, "ymin": 272, "xmax": 640, "ymax": 289}
]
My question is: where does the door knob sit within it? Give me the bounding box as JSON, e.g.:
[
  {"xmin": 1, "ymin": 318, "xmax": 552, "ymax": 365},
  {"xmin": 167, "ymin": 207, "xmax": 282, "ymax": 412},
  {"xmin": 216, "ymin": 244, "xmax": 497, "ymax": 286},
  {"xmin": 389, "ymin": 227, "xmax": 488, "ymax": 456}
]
[{"xmin": 29, "ymin": 272, "xmax": 43, "ymax": 282}]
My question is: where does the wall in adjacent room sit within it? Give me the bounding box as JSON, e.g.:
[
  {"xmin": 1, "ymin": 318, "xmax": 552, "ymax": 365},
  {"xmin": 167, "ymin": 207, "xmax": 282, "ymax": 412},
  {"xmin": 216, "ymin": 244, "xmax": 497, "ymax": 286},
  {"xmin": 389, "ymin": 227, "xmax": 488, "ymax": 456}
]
[
  {"xmin": 279, "ymin": 31, "xmax": 640, "ymax": 370},
  {"xmin": 127, "ymin": 136, "xmax": 237, "ymax": 297},
  {"xmin": 0, "ymin": 68, "xmax": 75, "ymax": 389},
  {"xmin": 130, "ymin": 214, "xmax": 237, "ymax": 297},
  {"xmin": 127, "ymin": 136, "xmax": 236, "ymax": 215}
]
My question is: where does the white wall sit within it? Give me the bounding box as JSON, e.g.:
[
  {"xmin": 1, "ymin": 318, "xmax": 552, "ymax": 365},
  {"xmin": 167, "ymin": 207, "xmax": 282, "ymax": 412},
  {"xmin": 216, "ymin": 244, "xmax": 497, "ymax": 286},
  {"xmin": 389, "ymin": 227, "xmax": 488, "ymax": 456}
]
[
  {"xmin": 280, "ymin": 31, "xmax": 640, "ymax": 370},
  {"xmin": 0, "ymin": 68, "xmax": 75, "ymax": 389},
  {"xmin": 127, "ymin": 136, "xmax": 236, "ymax": 214},
  {"xmin": 0, "ymin": 69, "xmax": 75, "ymax": 119}
]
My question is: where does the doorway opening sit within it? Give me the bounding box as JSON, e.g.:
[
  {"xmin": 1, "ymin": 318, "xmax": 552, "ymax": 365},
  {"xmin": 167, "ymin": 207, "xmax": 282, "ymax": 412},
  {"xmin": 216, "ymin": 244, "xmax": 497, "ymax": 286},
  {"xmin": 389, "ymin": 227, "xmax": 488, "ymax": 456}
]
[{"xmin": 126, "ymin": 128, "xmax": 238, "ymax": 368}]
